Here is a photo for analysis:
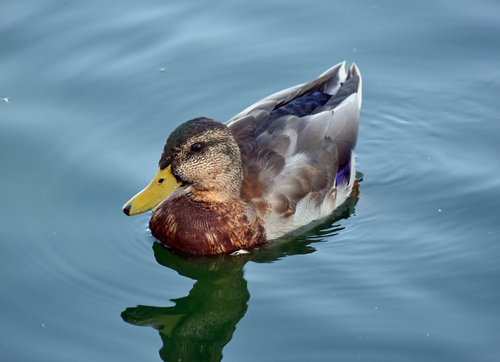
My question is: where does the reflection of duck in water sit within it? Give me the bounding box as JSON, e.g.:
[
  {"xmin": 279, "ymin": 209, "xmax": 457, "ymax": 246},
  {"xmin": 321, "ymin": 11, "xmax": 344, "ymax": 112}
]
[
  {"xmin": 122, "ymin": 244, "xmax": 250, "ymax": 362},
  {"xmin": 121, "ymin": 185, "xmax": 360, "ymax": 362},
  {"xmin": 123, "ymin": 62, "xmax": 362, "ymax": 255}
]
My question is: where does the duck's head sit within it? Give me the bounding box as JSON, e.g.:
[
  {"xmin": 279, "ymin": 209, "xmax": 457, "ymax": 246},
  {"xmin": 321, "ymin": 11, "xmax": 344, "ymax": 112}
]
[{"xmin": 123, "ymin": 117, "xmax": 242, "ymax": 216}]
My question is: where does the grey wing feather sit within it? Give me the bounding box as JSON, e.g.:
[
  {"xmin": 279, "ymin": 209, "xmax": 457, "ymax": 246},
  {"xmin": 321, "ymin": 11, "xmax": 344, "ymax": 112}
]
[
  {"xmin": 226, "ymin": 61, "xmax": 347, "ymax": 128},
  {"xmin": 228, "ymin": 62, "xmax": 361, "ymax": 236}
]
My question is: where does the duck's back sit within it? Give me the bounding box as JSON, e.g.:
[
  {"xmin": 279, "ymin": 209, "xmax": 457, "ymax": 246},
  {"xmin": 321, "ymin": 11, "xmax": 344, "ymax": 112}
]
[{"xmin": 227, "ymin": 62, "xmax": 362, "ymax": 239}]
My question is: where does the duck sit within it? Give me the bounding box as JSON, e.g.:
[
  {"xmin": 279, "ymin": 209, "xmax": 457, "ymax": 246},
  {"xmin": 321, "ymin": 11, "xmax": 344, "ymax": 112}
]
[{"xmin": 123, "ymin": 61, "xmax": 362, "ymax": 255}]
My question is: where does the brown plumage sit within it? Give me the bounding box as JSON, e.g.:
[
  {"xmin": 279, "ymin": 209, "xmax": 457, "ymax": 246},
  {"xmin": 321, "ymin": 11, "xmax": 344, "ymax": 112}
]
[
  {"xmin": 150, "ymin": 193, "xmax": 266, "ymax": 254},
  {"xmin": 123, "ymin": 62, "xmax": 362, "ymax": 255}
]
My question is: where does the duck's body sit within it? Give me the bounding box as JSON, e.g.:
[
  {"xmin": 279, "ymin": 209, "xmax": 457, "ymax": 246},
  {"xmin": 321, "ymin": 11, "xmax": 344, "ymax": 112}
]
[{"xmin": 123, "ymin": 61, "xmax": 362, "ymax": 255}]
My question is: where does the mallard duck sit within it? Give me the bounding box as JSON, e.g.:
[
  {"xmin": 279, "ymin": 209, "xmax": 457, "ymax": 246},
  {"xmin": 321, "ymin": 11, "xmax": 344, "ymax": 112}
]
[{"xmin": 123, "ymin": 61, "xmax": 362, "ymax": 255}]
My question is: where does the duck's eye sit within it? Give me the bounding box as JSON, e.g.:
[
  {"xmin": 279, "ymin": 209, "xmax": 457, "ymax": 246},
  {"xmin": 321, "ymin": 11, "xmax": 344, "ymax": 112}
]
[
  {"xmin": 190, "ymin": 143, "xmax": 203, "ymax": 152},
  {"xmin": 158, "ymin": 178, "xmax": 164, "ymax": 184}
]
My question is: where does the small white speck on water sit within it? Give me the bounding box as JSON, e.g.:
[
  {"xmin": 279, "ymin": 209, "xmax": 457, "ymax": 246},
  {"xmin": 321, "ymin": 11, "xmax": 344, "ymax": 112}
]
[
  {"xmin": 230, "ymin": 249, "xmax": 250, "ymax": 256},
  {"xmin": 438, "ymin": 209, "xmax": 442, "ymax": 212}
]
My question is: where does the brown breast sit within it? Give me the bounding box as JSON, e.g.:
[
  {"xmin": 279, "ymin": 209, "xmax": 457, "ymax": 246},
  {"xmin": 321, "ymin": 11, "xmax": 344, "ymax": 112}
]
[{"xmin": 149, "ymin": 195, "xmax": 266, "ymax": 255}]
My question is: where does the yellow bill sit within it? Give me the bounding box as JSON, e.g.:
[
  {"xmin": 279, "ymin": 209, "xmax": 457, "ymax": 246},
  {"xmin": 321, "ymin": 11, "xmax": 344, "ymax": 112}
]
[{"xmin": 123, "ymin": 165, "xmax": 180, "ymax": 216}]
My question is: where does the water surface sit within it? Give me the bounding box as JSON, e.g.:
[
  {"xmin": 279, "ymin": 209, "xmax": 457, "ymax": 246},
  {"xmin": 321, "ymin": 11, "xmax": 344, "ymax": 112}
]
[{"xmin": 1, "ymin": 1, "xmax": 500, "ymax": 361}]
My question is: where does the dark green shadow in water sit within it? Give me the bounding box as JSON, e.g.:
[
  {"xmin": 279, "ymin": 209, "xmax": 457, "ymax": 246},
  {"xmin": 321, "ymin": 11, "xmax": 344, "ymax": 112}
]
[{"xmin": 121, "ymin": 177, "xmax": 361, "ymax": 362}]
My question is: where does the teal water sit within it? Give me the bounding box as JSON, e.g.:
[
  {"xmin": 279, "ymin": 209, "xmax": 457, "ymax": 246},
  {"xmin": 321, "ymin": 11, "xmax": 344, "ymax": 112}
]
[{"xmin": 2, "ymin": 1, "xmax": 500, "ymax": 361}]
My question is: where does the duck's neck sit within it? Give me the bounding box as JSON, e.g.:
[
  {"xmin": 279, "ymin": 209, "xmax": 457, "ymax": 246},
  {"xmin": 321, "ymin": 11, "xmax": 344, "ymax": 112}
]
[{"xmin": 190, "ymin": 161, "xmax": 244, "ymax": 204}]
